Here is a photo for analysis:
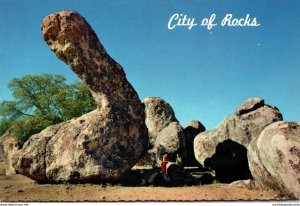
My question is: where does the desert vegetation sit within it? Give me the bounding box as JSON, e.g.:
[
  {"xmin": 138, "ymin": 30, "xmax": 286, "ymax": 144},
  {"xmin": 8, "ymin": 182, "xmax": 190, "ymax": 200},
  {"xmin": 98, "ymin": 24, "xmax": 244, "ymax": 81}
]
[{"xmin": 0, "ymin": 74, "xmax": 96, "ymax": 145}]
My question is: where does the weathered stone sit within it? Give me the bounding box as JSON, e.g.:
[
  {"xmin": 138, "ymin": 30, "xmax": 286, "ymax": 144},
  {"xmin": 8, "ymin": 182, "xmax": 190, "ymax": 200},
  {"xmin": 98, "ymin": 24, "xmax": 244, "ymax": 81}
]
[
  {"xmin": 236, "ymin": 97, "xmax": 264, "ymax": 116},
  {"xmin": 194, "ymin": 97, "xmax": 282, "ymax": 182},
  {"xmin": 184, "ymin": 120, "xmax": 205, "ymax": 137},
  {"xmin": 12, "ymin": 10, "xmax": 148, "ymax": 183},
  {"xmin": 13, "ymin": 125, "xmax": 60, "ymax": 182},
  {"xmin": 135, "ymin": 97, "xmax": 178, "ymax": 168},
  {"xmin": 0, "ymin": 130, "xmax": 19, "ymax": 175},
  {"xmin": 184, "ymin": 120, "xmax": 205, "ymax": 166},
  {"xmin": 155, "ymin": 122, "xmax": 186, "ymax": 165},
  {"xmin": 248, "ymin": 121, "xmax": 300, "ymax": 199},
  {"xmin": 143, "ymin": 97, "xmax": 178, "ymax": 146},
  {"xmin": 229, "ymin": 179, "xmax": 256, "ymax": 189}
]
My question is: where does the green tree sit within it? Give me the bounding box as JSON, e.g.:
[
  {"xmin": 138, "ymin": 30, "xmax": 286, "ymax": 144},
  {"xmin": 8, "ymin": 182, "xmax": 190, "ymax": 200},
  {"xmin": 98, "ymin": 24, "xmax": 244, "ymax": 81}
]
[
  {"xmin": 0, "ymin": 119, "xmax": 14, "ymax": 136},
  {"xmin": 0, "ymin": 74, "xmax": 96, "ymax": 145}
]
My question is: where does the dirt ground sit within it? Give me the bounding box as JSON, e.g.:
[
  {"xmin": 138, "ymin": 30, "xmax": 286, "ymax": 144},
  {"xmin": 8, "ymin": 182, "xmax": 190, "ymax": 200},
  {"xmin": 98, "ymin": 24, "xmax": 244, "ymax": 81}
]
[{"xmin": 0, "ymin": 161, "xmax": 287, "ymax": 202}]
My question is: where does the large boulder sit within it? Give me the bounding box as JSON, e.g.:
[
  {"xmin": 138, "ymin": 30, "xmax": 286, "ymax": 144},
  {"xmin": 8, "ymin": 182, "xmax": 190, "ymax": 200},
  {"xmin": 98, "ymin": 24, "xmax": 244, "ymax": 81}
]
[
  {"xmin": 155, "ymin": 122, "xmax": 186, "ymax": 165},
  {"xmin": 0, "ymin": 130, "xmax": 19, "ymax": 175},
  {"xmin": 248, "ymin": 121, "xmax": 300, "ymax": 199},
  {"xmin": 184, "ymin": 120, "xmax": 205, "ymax": 138},
  {"xmin": 143, "ymin": 97, "xmax": 178, "ymax": 146},
  {"xmin": 194, "ymin": 97, "xmax": 282, "ymax": 182},
  {"xmin": 184, "ymin": 120, "xmax": 205, "ymax": 166},
  {"xmin": 12, "ymin": 10, "xmax": 148, "ymax": 183},
  {"xmin": 135, "ymin": 97, "xmax": 178, "ymax": 167}
]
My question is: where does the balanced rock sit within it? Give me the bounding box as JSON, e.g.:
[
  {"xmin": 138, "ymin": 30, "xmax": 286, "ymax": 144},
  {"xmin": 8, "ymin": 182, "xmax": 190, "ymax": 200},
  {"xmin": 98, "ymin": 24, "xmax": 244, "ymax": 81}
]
[
  {"xmin": 12, "ymin": 10, "xmax": 148, "ymax": 182},
  {"xmin": 0, "ymin": 130, "xmax": 19, "ymax": 175},
  {"xmin": 184, "ymin": 120, "xmax": 205, "ymax": 166},
  {"xmin": 155, "ymin": 122, "xmax": 186, "ymax": 165},
  {"xmin": 248, "ymin": 121, "xmax": 300, "ymax": 198},
  {"xmin": 194, "ymin": 97, "xmax": 282, "ymax": 182}
]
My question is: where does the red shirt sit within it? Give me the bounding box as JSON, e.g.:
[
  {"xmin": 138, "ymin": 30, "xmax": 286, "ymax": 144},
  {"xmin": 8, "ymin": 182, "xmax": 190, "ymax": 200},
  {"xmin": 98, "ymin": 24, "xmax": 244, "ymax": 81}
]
[{"xmin": 160, "ymin": 155, "xmax": 169, "ymax": 173}]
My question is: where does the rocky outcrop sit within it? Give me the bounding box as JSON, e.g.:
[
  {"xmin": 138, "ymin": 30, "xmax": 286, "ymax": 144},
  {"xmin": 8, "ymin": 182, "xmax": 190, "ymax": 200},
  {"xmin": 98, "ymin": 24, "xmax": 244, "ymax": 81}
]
[
  {"xmin": 135, "ymin": 97, "xmax": 178, "ymax": 167},
  {"xmin": 155, "ymin": 122, "xmax": 186, "ymax": 165},
  {"xmin": 248, "ymin": 121, "xmax": 300, "ymax": 199},
  {"xmin": 184, "ymin": 120, "xmax": 205, "ymax": 166},
  {"xmin": 194, "ymin": 97, "xmax": 282, "ymax": 182},
  {"xmin": 12, "ymin": 10, "xmax": 148, "ymax": 183},
  {"xmin": 0, "ymin": 130, "xmax": 19, "ymax": 175}
]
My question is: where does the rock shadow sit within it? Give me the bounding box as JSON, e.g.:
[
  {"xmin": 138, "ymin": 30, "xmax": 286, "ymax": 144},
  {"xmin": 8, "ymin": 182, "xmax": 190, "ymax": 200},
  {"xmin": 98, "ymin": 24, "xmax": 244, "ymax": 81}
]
[
  {"xmin": 204, "ymin": 139, "xmax": 252, "ymax": 183},
  {"xmin": 119, "ymin": 166, "xmax": 214, "ymax": 187}
]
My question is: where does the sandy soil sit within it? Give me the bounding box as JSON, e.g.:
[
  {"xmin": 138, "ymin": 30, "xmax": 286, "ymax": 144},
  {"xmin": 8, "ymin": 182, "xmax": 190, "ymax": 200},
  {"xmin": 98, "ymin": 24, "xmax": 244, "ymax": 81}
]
[{"xmin": 0, "ymin": 161, "xmax": 287, "ymax": 202}]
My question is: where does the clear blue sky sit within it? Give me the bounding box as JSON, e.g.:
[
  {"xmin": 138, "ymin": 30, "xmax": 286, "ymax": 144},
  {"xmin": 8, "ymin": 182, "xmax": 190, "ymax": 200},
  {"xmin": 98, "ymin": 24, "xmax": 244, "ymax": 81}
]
[{"xmin": 1, "ymin": 0, "xmax": 300, "ymax": 129}]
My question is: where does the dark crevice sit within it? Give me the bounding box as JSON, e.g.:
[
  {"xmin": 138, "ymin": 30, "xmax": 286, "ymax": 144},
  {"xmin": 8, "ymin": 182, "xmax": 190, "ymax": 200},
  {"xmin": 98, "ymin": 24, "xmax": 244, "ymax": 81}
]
[
  {"xmin": 204, "ymin": 139, "xmax": 252, "ymax": 183},
  {"xmin": 238, "ymin": 102, "xmax": 264, "ymax": 116}
]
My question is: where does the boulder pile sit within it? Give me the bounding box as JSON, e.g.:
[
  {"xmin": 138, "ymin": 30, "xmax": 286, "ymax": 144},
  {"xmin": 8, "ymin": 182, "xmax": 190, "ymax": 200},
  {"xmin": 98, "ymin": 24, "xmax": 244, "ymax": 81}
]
[
  {"xmin": 135, "ymin": 97, "xmax": 179, "ymax": 167},
  {"xmin": 194, "ymin": 97, "xmax": 282, "ymax": 182},
  {"xmin": 135, "ymin": 97, "xmax": 205, "ymax": 167}
]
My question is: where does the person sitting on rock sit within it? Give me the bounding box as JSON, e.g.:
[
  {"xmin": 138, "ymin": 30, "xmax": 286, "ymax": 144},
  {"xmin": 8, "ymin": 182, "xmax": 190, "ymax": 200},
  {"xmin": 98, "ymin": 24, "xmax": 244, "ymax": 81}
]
[
  {"xmin": 176, "ymin": 154, "xmax": 183, "ymax": 166},
  {"xmin": 160, "ymin": 154, "xmax": 169, "ymax": 174}
]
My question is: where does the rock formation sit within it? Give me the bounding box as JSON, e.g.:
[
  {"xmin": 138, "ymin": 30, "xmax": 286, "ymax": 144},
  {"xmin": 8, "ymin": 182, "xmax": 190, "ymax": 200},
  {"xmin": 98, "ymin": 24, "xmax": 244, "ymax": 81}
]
[
  {"xmin": 184, "ymin": 120, "xmax": 205, "ymax": 138},
  {"xmin": 155, "ymin": 122, "xmax": 186, "ymax": 165},
  {"xmin": 248, "ymin": 121, "xmax": 300, "ymax": 199},
  {"xmin": 194, "ymin": 97, "xmax": 282, "ymax": 182},
  {"xmin": 0, "ymin": 130, "xmax": 19, "ymax": 175},
  {"xmin": 143, "ymin": 97, "xmax": 178, "ymax": 146},
  {"xmin": 12, "ymin": 10, "xmax": 148, "ymax": 183},
  {"xmin": 135, "ymin": 97, "xmax": 178, "ymax": 167},
  {"xmin": 184, "ymin": 120, "xmax": 205, "ymax": 166}
]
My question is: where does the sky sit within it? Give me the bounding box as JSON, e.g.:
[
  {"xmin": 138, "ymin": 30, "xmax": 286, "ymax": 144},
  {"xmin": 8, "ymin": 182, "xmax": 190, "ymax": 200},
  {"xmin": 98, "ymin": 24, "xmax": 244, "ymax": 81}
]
[{"xmin": 0, "ymin": 0, "xmax": 300, "ymax": 129}]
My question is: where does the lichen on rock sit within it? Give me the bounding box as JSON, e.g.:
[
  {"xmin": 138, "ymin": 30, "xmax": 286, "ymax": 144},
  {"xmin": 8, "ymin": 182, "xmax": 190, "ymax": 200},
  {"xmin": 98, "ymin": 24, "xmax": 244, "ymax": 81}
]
[
  {"xmin": 194, "ymin": 97, "xmax": 283, "ymax": 183},
  {"xmin": 248, "ymin": 121, "xmax": 300, "ymax": 199},
  {"xmin": 12, "ymin": 10, "xmax": 148, "ymax": 183}
]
